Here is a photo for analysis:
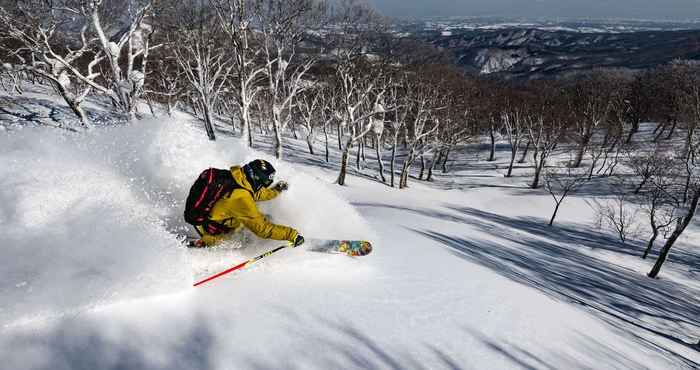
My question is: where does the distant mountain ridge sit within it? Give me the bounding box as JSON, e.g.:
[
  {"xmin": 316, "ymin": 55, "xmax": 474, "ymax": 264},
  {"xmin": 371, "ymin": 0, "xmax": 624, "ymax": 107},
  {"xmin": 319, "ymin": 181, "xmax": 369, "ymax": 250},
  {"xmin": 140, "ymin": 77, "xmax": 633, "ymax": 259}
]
[{"xmin": 412, "ymin": 26, "xmax": 700, "ymax": 78}]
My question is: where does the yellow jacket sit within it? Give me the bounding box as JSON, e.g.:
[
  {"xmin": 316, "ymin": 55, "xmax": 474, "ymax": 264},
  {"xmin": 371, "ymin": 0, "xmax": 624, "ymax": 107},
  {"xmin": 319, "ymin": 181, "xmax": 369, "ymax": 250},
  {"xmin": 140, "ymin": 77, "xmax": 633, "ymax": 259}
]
[{"xmin": 196, "ymin": 166, "xmax": 298, "ymax": 246}]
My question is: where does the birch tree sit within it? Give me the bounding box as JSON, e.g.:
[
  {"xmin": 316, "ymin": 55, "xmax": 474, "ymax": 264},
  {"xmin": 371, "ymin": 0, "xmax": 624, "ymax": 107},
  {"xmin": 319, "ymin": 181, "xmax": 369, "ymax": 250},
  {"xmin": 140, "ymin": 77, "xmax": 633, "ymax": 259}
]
[
  {"xmin": 173, "ymin": 34, "xmax": 231, "ymax": 140},
  {"xmin": 257, "ymin": 0, "xmax": 324, "ymax": 158},
  {"xmin": 82, "ymin": 0, "xmax": 155, "ymax": 120},
  {"xmin": 211, "ymin": 0, "xmax": 267, "ymax": 147},
  {"xmin": 501, "ymin": 88, "xmax": 528, "ymax": 177},
  {"xmin": 334, "ymin": 63, "xmax": 389, "ymax": 186},
  {"xmin": 397, "ymin": 79, "xmax": 440, "ymax": 189},
  {"xmin": 544, "ymin": 164, "xmax": 588, "ymax": 226},
  {"xmin": 527, "ymin": 81, "xmax": 567, "ymax": 189},
  {"xmin": 0, "ymin": 2, "xmax": 104, "ymax": 126},
  {"xmin": 296, "ymin": 84, "xmax": 325, "ymax": 155}
]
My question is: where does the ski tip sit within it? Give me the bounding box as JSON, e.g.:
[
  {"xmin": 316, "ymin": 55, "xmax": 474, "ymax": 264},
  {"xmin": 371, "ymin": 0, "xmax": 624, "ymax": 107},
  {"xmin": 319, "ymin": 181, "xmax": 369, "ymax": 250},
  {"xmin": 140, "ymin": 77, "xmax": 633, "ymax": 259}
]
[{"xmin": 340, "ymin": 240, "xmax": 373, "ymax": 257}]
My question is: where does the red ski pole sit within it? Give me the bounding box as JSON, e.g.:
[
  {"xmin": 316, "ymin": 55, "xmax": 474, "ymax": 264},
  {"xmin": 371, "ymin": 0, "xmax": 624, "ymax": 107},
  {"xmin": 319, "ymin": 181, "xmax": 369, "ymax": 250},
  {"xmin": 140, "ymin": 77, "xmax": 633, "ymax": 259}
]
[{"xmin": 193, "ymin": 243, "xmax": 292, "ymax": 287}]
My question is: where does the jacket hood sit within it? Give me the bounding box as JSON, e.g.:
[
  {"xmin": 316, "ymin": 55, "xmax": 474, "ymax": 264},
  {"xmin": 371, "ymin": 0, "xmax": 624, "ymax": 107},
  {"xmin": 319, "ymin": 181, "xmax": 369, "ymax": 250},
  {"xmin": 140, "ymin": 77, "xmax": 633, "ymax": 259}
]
[{"xmin": 230, "ymin": 166, "xmax": 254, "ymax": 193}]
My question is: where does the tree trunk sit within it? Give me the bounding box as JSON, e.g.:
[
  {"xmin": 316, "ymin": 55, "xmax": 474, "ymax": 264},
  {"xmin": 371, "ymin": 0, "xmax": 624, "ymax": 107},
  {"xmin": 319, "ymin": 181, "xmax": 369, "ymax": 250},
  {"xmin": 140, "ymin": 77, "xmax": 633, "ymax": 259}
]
[
  {"xmin": 549, "ymin": 201, "xmax": 562, "ymax": 226},
  {"xmin": 399, "ymin": 149, "xmax": 415, "ymax": 189},
  {"xmin": 653, "ymin": 122, "xmax": 667, "ymax": 142},
  {"xmin": 531, "ymin": 151, "xmax": 546, "ymax": 189},
  {"xmin": 518, "ymin": 140, "xmax": 531, "ymax": 163},
  {"xmin": 642, "ymin": 227, "xmax": 659, "ymax": 259},
  {"xmin": 427, "ymin": 151, "xmax": 441, "ymax": 182},
  {"xmin": 588, "ymin": 156, "xmax": 597, "ymax": 180},
  {"xmin": 241, "ymin": 103, "xmax": 252, "ymax": 147},
  {"xmin": 361, "ymin": 139, "xmax": 366, "ymax": 162},
  {"xmin": 53, "ymin": 81, "xmax": 91, "ymax": 128},
  {"xmin": 488, "ymin": 126, "xmax": 497, "ymax": 162},
  {"xmin": 273, "ymin": 122, "xmax": 284, "ymax": 159},
  {"xmin": 625, "ymin": 121, "xmax": 640, "ymax": 144},
  {"xmin": 376, "ymin": 135, "xmax": 386, "ymax": 183},
  {"xmin": 337, "ymin": 123, "xmax": 343, "ymax": 150},
  {"xmin": 634, "ymin": 177, "xmax": 649, "ymax": 194},
  {"xmin": 324, "ymin": 125, "xmax": 330, "ymax": 163},
  {"xmin": 648, "ymin": 229, "xmax": 678, "ymax": 278},
  {"xmin": 665, "ymin": 119, "xmax": 677, "ymax": 140},
  {"xmin": 648, "ymin": 190, "xmax": 699, "ymax": 278},
  {"xmin": 355, "ymin": 141, "xmax": 362, "ymax": 171},
  {"xmin": 506, "ymin": 147, "xmax": 517, "ymax": 177},
  {"xmin": 419, "ymin": 155, "xmax": 426, "ymax": 180},
  {"xmin": 202, "ymin": 101, "xmax": 216, "ymax": 141},
  {"xmin": 337, "ymin": 138, "xmax": 353, "ymax": 186},
  {"xmin": 572, "ymin": 136, "xmax": 590, "ymax": 168},
  {"xmin": 306, "ymin": 129, "xmax": 314, "ymax": 155},
  {"xmin": 442, "ymin": 146, "xmax": 451, "ymax": 173},
  {"xmin": 390, "ymin": 138, "xmax": 398, "ymax": 187},
  {"xmin": 146, "ymin": 96, "xmax": 157, "ymax": 117},
  {"xmin": 291, "ymin": 121, "xmax": 299, "ymax": 140}
]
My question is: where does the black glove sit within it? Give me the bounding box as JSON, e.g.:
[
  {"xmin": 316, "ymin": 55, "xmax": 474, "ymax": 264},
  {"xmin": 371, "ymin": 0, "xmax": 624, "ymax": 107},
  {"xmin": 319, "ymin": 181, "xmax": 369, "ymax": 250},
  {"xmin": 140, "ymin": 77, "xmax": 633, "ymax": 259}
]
[
  {"xmin": 292, "ymin": 234, "xmax": 305, "ymax": 247},
  {"xmin": 273, "ymin": 181, "xmax": 289, "ymax": 192},
  {"xmin": 203, "ymin": 220, "xmax": 231, "ymax": 235}
]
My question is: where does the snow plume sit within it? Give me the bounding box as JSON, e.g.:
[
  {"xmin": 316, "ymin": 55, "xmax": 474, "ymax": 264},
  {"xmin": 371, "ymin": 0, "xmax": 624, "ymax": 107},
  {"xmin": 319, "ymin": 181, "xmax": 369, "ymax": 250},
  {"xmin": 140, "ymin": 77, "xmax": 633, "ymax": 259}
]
[
  {"xmin": 0, "ymin": 116, "xmax": 373, "ymax": 326},
  {"xmin": 0, "ymin": 124, "xmax": 183, "ymax": 326},
  {"xmin": 0, "ymin": 117, "xmax": 239, "ymax": 326}
]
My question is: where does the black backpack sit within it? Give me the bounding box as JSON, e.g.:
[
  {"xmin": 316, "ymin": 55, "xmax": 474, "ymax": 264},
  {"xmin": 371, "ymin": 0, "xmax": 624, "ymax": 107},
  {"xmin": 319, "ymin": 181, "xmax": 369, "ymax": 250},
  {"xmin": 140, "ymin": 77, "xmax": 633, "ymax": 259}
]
[{"xmin": 184, "ymin": 168, "xmax": 241, "ymax": 232}]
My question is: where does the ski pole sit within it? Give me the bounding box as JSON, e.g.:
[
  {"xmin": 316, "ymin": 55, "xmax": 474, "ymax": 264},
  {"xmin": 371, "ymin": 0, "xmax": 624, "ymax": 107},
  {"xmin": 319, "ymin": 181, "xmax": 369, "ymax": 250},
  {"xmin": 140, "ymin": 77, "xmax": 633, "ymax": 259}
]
[{"xmin": 193, "ymin": 243, "xmax": 293, "ymax": 287}]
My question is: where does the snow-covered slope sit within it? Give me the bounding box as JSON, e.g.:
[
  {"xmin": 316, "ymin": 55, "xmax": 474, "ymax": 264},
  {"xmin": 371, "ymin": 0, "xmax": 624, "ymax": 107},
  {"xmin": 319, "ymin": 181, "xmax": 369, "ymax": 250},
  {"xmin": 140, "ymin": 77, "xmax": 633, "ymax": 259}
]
[{"xmin": 1, "ymin": 87, "xmax": 699, "ymax": 369}]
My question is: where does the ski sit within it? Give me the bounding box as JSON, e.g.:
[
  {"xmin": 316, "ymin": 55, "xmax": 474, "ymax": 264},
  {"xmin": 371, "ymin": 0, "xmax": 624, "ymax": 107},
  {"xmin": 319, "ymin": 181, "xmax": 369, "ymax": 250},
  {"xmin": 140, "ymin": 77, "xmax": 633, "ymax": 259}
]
[
  {"xmin": 182, "ymin": 236, "xmax": 372, "ymax": 256},
  {"xmin": 306, "ymin": 239, "xmax": 373, "ymax": 257}
]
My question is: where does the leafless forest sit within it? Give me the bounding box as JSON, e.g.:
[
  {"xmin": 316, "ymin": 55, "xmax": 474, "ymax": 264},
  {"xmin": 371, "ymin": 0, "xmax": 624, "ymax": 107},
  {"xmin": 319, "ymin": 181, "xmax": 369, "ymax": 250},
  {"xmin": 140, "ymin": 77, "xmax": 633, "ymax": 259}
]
[{"xmin": 1, "ymin": 0, "xmax": 698, "ymax": 278}]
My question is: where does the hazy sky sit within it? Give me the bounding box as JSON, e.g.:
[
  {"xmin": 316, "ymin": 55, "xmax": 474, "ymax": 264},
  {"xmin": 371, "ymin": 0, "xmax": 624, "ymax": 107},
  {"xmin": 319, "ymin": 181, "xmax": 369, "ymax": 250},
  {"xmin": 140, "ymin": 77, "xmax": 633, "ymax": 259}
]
[{"xmin": 368, "ymin": 0, "xmax": 700, "ymax": 20}]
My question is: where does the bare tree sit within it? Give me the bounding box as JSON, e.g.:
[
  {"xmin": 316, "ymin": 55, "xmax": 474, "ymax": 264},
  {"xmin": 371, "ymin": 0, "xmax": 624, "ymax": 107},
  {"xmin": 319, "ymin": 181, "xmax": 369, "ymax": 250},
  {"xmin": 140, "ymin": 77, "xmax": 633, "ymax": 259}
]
[
  {"xmin": 370, "ymin": 111, "xmax": 387, "ymax": 183},
  {"xmin": 544, "ymin": 164, "xmax": 588, "ymax": 226},
  {"xmin": 211, "ymin": 0, "xmax": 268, "ymax": 147},
  {"xmin": 501, "ymin": 88, "xmax": 528, "ymax": 177},
  {"xmin": 173, "ymin": 34, "xmax": 231, "ymax": 140},
  {"xmin": 526, "ymin": 81, "xmax": 566, "ymax": 189},
  {"xmin": 649, "ymin": 65, "xmax": 685, "ymax": 142},
  {"xmin": 569, "ymin": 73, "xmax": 614, "ymax": 168},
  {"xmin": 334, "ymin": 63, "xmax": 388, "ymax": 185},
  {"xmin": 0, "ymin": 2, "xmax": 104, "ymax": 126},
  {"xmin": 648, "ymin": 93, "xmax": 700, "ymax": 277},
  {"xmin": 397, "ymin": 78, "xmax": 441, "ymax": 189},
  {"xmin": 638, "ymin": 171, "xmax": 676, "ymax": 259},
  {"xmin": 296, "ymin": 84, "xmax": 326, "ymax": 154},
  {"xmin": 590, "ymin": 190, "xmax": 643, "ymax": 244},
  {"xmin": 608, "ymin": 71, "xmax": 654, "ymax": 144},
  {"xmin": 257, "ymin": 0, "xmax": 324, "ymax": 158},
  {"xmin": 386, "ymin": 77, "xmax": 406, "ymax": 187},
  {"xmin": 145, "ymin": 58, "xmax": 182, "ymax": 116},
  {"xmin": 86, "ymin": 0, "xmax": 156, "ymax": 120},
  {"xmin": 0, "ymin": 63, "xmax": 24, "ymax": 94}
]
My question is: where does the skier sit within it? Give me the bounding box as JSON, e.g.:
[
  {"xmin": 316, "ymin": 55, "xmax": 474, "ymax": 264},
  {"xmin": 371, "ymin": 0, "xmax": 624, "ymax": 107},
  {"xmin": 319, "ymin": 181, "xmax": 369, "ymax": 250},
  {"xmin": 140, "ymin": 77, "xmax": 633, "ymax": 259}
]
[{"xmin": 186, "ymin": 159, "xmax": 304, "ymax": 248}]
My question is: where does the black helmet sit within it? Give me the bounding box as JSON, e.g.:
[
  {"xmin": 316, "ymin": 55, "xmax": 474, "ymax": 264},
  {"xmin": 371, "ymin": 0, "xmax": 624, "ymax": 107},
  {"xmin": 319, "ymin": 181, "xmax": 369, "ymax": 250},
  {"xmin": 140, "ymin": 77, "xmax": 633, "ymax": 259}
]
[{"xmin": 243, "ymin": 159, "xmax": 276, "ymax": 191}]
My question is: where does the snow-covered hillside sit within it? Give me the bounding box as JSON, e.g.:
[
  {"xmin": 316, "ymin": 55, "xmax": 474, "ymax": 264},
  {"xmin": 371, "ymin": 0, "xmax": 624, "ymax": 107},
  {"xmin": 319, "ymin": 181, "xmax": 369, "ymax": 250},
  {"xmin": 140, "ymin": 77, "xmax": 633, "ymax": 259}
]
[{"xmin": 1, "ymin": 86, "xmax": 699, "ymax": 369}]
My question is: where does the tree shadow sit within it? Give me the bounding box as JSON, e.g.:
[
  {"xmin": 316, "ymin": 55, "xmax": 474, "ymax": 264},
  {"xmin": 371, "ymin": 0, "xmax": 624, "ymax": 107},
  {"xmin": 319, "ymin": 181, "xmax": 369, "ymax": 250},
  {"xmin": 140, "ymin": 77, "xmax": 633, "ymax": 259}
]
[
  {"xmin": 242, "ymin": 309, "xmax": 466, "ymax": 370},
  {"xmin": 1, "ymin": 313, "xmax": 216, "ymax": 370},
  {"xmin": 448, "ymin": 206, "xmax": 700, "ymax": 276},
  {"xmin": 407, "ymin": 215, "xmax": 700, "ymax": 368},
  {"xmin": 352, "ymin": 202, "xmax": 699, "ymax": 367},
  {"xmin": 0, "ymin": 95, "xmax": 122, "ymax": 130},
  {"xmin": 463, "ymin": 327, "xmax": 665, "ymax": 370}
]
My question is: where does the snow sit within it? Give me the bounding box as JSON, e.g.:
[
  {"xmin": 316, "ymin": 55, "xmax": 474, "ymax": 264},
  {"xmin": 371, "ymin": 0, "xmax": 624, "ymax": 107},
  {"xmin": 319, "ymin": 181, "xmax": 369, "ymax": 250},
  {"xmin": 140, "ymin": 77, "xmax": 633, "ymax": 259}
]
[{"xmin": 1, "ymin": 85, "xmax": 699, "ymax": 369}]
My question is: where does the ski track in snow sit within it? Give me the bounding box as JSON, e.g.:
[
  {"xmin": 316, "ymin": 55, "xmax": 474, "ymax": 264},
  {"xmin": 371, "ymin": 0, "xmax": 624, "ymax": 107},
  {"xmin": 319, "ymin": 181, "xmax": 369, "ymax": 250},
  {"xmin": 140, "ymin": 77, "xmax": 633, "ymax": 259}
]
[{"xmin": 1, "ymin": 87, "xmax": 699, "ymax": 369}]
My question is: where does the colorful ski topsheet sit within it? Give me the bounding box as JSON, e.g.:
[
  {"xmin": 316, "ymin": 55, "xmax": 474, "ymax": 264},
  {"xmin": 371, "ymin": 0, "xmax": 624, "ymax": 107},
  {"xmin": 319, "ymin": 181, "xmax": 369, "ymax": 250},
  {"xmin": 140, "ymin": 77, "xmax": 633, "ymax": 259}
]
[
  {"xmin": 182, "ymin": 236, "xmax": 373, "ymax": 257},
  {"xmin": 307, "ymin": 239, "xmax": 373, "ymax": 256}
]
